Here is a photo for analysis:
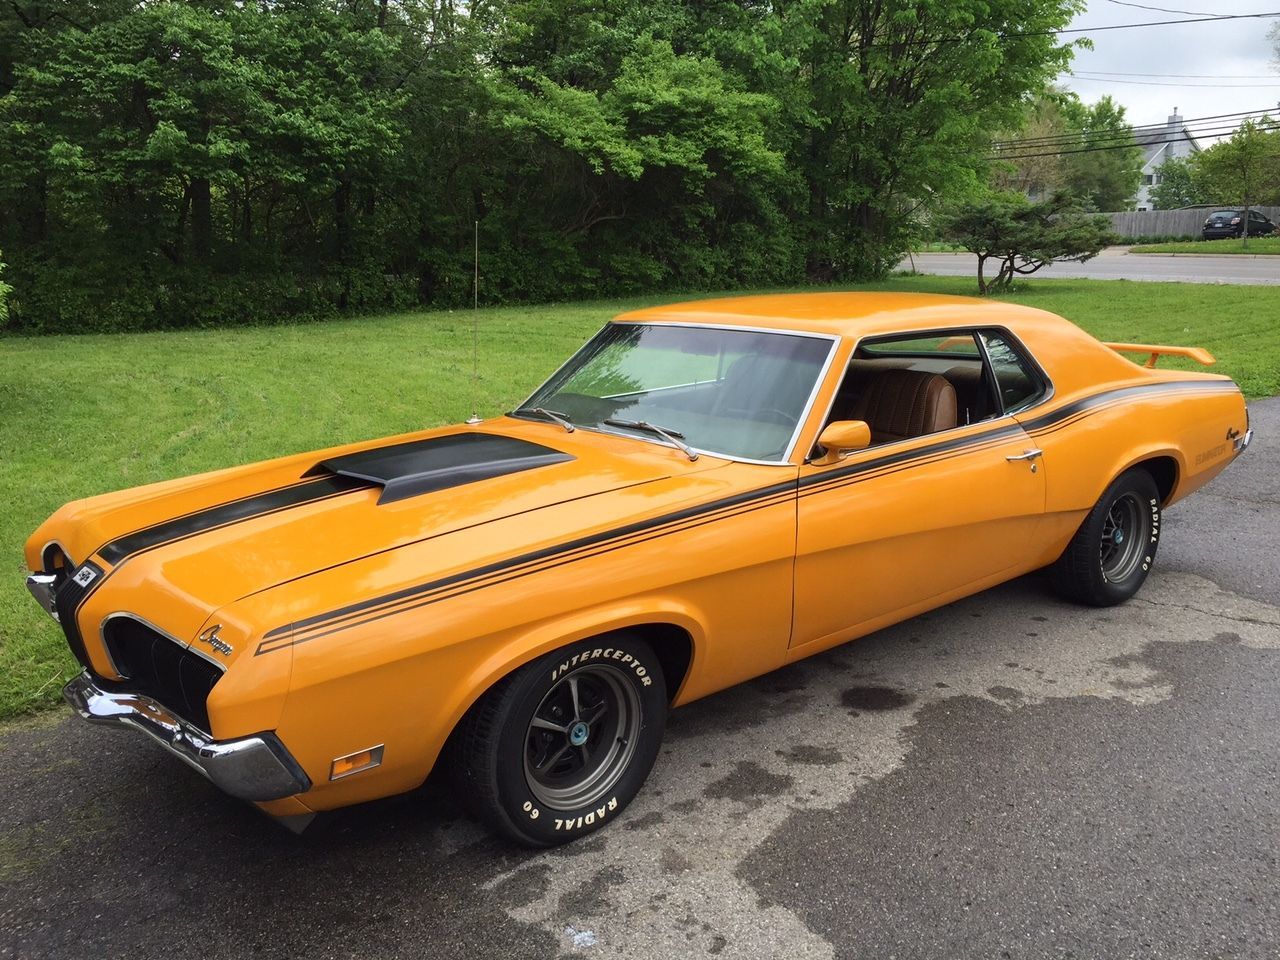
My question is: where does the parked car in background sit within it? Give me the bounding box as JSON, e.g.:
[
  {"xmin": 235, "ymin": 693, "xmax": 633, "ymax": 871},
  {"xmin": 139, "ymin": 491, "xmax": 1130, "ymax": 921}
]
[
  {"xmin": 1201, "ymin": 209, "xmax": 1276, "ymax": 240},
  {"xmin": 25, "ymin": 293, "xmax": 1252, "ymax": 845}
]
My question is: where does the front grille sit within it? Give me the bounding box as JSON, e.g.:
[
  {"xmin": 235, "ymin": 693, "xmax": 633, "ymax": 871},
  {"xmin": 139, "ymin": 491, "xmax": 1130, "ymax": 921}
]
[
  {"xmin": 102, "ymin": 617, "xmax": 223, "ymax": 733},
  {"xmin": 54, "ymin": 561, "xmax": 104, "ymax": 671}
]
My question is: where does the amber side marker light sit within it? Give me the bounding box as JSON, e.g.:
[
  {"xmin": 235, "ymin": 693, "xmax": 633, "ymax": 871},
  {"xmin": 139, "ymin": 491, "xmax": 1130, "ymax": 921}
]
[{"xmin": 330, "ymin": 745, "xmax": 385, "ymax": 781}]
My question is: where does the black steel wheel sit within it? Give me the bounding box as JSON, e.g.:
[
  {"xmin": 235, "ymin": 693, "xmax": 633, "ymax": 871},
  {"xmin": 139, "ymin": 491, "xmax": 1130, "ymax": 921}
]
[
  {"xmin": 523, "ymin": 664, "xmax": 642, "ymax": 810},
  {"xmin": 452, "ymin": 634, "xmax": 667, "ymax": 846},
  {"xmin": 1052, "ymin": 467, "xmax": 1162, "ymax": 607}
]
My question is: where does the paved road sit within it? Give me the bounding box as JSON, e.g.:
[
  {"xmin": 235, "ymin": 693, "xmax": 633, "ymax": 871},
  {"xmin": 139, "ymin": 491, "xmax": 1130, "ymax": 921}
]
[
  {"xmin": 2, "ymin": 402, "xmax": 1278, "ymax": 960},
  {"xmin": 902, "ymin": 247, "xmax": 1280, "ymax": 284}
]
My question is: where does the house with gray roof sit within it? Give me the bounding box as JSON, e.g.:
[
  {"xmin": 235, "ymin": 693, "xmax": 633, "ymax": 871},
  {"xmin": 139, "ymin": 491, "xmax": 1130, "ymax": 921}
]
[{"xmin": 1133, "ymin": 109, "xmax": 1201, "ymax": 210}]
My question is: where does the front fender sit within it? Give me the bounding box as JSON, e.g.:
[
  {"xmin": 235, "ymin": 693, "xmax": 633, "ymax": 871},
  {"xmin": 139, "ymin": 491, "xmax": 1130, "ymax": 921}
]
[{"xmin": 274, "ymin": 594, "xmax": 711, "ymax": 811}]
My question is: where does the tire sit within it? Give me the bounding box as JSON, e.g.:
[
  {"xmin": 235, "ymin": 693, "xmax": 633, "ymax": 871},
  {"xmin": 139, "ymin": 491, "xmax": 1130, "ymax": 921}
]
[
  {"xmin": 1051, "ymin": 467, "xmax": 1162, "ymax": 607},
  {"xmin": 453, "ymin": 634, "xmax": 667, "ymax": 846}
]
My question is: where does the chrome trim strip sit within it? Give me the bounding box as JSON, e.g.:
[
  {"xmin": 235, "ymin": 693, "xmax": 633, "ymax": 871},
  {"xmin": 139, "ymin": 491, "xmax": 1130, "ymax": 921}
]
[
  {"xmin": 100, "ymin": 612, "xmax": 228, "ymax": 675},
  {"xmin": 63, "ymin": 672, "xmax": 310, "ymax": 802},
  {"xmin": 39, "ymin": 539, "xmax": 75, "ymax": 572},
  {"xmin": 516, "ymin": 320, "xmax": 841, "ymax": 467},
  {"xmin": 25, "ymin": 573, "xmax": 59, "ymax": 622}
]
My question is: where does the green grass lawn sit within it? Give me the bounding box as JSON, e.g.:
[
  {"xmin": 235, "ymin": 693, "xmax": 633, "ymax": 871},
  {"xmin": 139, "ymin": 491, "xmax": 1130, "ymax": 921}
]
[
  {"xmin": 3, "ymin": 273, "xmax": 1278, "ymax": 721},
  {"xmin": 1129, "ymin": 236, "xmax": 1280, "ymax": 255}
]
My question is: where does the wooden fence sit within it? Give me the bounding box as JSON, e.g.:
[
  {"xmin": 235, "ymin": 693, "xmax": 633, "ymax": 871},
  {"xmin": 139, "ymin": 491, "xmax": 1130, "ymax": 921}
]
[{"xmin": 1104, "ymin": 206, "xmax": 1280, "ymax": 239}]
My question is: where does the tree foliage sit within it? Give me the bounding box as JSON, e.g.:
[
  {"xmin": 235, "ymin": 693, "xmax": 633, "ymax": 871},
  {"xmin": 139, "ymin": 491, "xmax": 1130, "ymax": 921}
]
[
  {"xmin": 1058, "ymin": 95, "xmax": 1142, "ymax": 211},
  {"xmin": 1193, "ymin": 118, "xmax": 1280, "ymax": 209},
  {"xmin": 937, "ymin": 190, "xmax": 1115, "ymax": 294},
  {"xmin": 0, "ymin": 0, "xmax": 1082, "ymax": 331},
  {"xmin": 1149, "ymin": 156, "xmax": 1208, "ymax": 210},
  {"xmin": 992, "ymin": 90, "xmax": 1141, "ymax": 211}
]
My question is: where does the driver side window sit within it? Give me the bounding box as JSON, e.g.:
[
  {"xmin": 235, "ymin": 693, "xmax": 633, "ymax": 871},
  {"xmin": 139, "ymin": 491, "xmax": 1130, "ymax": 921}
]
[{"xmin": 822, "ymin": 329, "xmax": 1010, "ymax": 448}]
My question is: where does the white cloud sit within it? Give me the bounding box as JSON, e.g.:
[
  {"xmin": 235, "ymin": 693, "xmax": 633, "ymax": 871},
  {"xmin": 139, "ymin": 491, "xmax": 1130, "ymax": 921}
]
[{"xmin": 1056, "ymin": 2, "xmax": 1280, "ymax": 141}]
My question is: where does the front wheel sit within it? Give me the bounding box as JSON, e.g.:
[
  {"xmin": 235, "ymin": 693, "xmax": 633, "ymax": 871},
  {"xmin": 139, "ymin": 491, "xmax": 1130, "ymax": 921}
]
[
  {"xmin": 453, "ymin": 635, "xmax": 667, "ymax": 846},
  {"xmin": 1051, "ymin": 468, "xmax": 1162, "ymax": 607}
]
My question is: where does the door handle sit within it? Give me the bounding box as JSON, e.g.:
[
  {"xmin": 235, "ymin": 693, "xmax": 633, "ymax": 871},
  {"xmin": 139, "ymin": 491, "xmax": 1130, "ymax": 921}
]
[{"xmin": 1006, "ymin": 448, "xmax": 1043, "ymax": 472}]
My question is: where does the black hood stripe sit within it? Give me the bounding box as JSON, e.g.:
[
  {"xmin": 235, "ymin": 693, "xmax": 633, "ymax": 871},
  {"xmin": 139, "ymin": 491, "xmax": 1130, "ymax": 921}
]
[{"xmin": 97, "ymin": 475, "xmax": 372, "ymax": 567}]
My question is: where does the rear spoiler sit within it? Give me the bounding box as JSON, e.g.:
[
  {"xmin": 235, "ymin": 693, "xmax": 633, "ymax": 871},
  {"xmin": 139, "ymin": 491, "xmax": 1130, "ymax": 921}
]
[{"xmin": 1104, "ymin": 342, "xmax": 1216, "ymax": 368}]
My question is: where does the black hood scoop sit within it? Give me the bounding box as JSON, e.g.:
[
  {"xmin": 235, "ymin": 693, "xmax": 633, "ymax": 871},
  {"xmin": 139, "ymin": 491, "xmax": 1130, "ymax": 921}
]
[{"xmin": 306, "ymin": 433, "xmax": 574, "ymax": 505}]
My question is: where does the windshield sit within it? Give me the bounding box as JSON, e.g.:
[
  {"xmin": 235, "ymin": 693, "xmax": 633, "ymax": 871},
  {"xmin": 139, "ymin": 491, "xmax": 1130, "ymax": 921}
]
[{"xmin": 520, "ymin": 323, "xmax": 834, "ymax": 461}]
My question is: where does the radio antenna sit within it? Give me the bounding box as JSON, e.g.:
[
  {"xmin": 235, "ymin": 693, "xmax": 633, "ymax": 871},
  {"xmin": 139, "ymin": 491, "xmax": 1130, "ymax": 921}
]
[{"xmin": 466, "ymin": 219, "xmax": 482, "ymax": 425}]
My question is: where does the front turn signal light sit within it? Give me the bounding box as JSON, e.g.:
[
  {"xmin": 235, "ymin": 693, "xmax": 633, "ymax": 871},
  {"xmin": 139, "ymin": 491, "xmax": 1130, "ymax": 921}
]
[{"xmin": 330, "ymin": 744, "xmax": 385, "ymax": 781}]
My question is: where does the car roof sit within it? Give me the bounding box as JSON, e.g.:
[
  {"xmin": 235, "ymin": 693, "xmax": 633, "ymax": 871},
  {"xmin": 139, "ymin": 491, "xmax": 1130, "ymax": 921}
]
[{"xmin": 614, "ymin": 291, "xmax": 1065, "ymax": 339}]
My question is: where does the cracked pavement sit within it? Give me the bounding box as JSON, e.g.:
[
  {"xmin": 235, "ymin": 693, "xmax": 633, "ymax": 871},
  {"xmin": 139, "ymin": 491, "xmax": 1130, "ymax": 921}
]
[{"xmin": 1, "ymin": 399, "xmax": 1277, "ymax": 960}]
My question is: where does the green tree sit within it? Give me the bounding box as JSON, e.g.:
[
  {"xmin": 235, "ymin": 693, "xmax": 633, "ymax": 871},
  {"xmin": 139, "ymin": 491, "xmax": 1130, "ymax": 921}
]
[
  {"xmin": 938, "ymin": 190, "xmax": 1116, "ymax": 294},
  {"xmin": 0, "ymin": 251, "xmax": 11, "ymax": 324},
  {"xmin": 1149, "ymin": 156, "xmax": 1208, "ymax": 209},
  {"xmin": 0, "ymin": 0, "xmax": 1086, "ymax": 331},
  {"xmin": 991, "ymin": 93, "xmax": 1071, "ymax": 200},
  {"xmin": 1195, "ymin": 118, "xmax": 1280, "ymax": 211},
  {"xmin": 1060, "ymin": 95, "xmax": 1142, "ymax": 211},
  {"xmin": 784, "ymin": 0, "xmax": 1082, "ymax": 280}
]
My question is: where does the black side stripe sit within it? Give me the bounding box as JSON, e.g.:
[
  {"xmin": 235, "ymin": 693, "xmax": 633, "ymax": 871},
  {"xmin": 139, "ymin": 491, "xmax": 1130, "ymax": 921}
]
[
  {"xmin": 1022, "ymin": 380, "xmax": 1237, "ymax": 435},
  {"xmin": 255, "ymin": 378, "xmax": 1241, "ymax": 652},
  {"xmin": 257, "ymin": 487, "xmax": 802, "ymax": 653},
  {"xmin": 98, "ymin": 475, "xmax": 372, "ymax": 566},
  {"xmin": 260, "ymin": 429, "xmax": 1022, "ymax": 653},
  {"xmin": 256, "ymin": 420, "xmax": 1026, "ymax": 652},
  {"xmin": 257, "ymin": 477, "xmax": 801, "ymax": 648},
  {"xmin": 798, "ymin": 423, "xmax": 1025, "ymax": 492}
]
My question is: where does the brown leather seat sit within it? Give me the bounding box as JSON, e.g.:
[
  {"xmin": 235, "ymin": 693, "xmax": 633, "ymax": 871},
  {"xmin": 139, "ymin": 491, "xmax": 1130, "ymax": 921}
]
[
  {"xmin": 942, "ymin": 363, "xmax": 988, "ymax": 426},
  {"xmin": 847, "ymin": 369, "xmax": 958, "ymax": 444}
]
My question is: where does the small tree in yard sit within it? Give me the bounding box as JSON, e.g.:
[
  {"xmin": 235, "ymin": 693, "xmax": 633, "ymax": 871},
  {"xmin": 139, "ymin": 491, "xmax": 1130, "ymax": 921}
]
[
  {"xmin": 0, "ymin": 251, "xmax": 12, "ymax": 325},
  {"xmin": 939, "ymin": 192, "xmax": 1116, "ymax": 294}
]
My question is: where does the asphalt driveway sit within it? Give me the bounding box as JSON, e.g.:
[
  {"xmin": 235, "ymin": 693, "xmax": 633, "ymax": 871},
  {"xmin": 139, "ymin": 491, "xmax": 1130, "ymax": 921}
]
[
  {"xmin": 902, "ymin": 247, "xmax": 1280, "ymax": 284},
  {"xmin": 2, "ymin": 400, "xmax": 1277, "ymax": 960}
]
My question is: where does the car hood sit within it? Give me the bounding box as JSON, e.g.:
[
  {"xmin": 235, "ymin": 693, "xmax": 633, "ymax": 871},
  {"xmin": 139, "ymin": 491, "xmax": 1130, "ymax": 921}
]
[{"xmin": 46, "ymin": 420, "xmax": 728, "ymax": 662}]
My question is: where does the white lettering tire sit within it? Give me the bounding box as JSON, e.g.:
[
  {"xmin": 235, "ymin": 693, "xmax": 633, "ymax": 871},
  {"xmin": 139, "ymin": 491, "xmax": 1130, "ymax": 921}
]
[{"xmin": 452, "ymin": 634, "xmax": 667, "ymax": 846}]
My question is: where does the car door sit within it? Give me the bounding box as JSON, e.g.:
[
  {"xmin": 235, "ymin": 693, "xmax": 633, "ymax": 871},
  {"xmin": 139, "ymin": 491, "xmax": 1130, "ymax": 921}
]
[{"xmin": 790, "ymin": 328, "xmax": 1049, "ymax": 651}]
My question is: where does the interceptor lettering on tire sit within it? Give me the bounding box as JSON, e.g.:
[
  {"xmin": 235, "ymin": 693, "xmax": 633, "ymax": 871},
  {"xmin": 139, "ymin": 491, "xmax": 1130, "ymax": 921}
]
[
  {"xmin": 456, "ymin": 633, "xmax": 668, "ymax": 847},
  {"xmin": 552, "ymin": 648, "xmax": 653, "ymax": 687}
]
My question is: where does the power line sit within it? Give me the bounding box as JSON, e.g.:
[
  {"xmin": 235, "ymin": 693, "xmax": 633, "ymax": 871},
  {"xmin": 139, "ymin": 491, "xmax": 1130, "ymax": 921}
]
[
  {"xmin": 989, "ymin": 135, "xmax": 1203, "ymax": 161},
  {"xmin": 877, "ymin": 11, "xmax": 1280, "ymax": 46},
  {"xmin": 1069, "ymin": 75, "xmax": 1280, "ymax": 87},
  {"xmin": 1070, "ymin": 70, "xmax": 1280, "ymax": 79},
  {"xmin": 990, "ymin": 122, "xmax": 1279, "ymax": 161},
  {"xmin": 993, "ymin": 108, "xmax": 1274, "ymax": 142},
  {"xmin": 1104, "ymin": 0, "xmax": 1228, "ymax": 15},
  {"xmin": 991, "ymin": 108, "xmax": 1278, "ymax": 148},
  {"xmin": 991, "ymin": 121, "xmax": 1272, "ymax": 156}
]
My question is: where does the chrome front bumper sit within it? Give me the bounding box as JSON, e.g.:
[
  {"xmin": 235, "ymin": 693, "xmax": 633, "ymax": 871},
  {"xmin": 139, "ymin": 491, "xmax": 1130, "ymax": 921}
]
[
  {"xmin": 64, "ymin": 672, "xmax": 310, "ymax": 802},
  {"xmin": 25, "ymin": 573, "xmax": 60, "ymax": 622},
  {"xmin": 1234, "ymin": 428, "xmax": 1253, "ymax": 455}
]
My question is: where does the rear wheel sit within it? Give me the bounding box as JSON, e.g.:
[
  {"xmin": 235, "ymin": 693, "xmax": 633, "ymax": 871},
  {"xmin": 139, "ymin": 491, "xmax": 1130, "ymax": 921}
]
[
  {"xmin": 453, "ymin": 635, "xmax": 667, "ymax": 846},
  {"xmin": 1051, "ymin": 468, "xmax": 1162, "ymax": 607}
]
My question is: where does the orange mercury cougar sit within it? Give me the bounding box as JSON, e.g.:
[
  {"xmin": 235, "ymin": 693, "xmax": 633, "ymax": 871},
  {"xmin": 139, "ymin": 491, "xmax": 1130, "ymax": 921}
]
[{"xmin": 24, "ymin": 293, "xmax": 1251, "ymax": 844}]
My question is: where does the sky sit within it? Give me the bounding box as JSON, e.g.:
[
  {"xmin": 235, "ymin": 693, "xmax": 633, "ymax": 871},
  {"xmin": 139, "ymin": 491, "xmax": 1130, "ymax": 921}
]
[{"xmin": 1055, "ymin": 1, "xmax": 1280, "ymax": 142}]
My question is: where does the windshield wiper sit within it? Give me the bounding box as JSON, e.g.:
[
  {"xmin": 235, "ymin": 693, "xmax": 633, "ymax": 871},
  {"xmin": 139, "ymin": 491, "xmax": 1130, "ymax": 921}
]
[
  {"xmin": 603, "ymin": 418, "xmax": 698, "ymax": 461},
  {"xmin": 512, "ymin": 406, "xmax": 575, "ymax": 433}
]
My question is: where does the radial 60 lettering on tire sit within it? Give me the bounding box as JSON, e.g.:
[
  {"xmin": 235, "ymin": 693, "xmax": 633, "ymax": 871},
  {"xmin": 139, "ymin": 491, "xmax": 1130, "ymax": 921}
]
[
  {"xmin": 454, "ymin": 635, "xmax": 667, "ymax": 846},
  {"xmin": 1052, "ymin": 467, "xmax": 1162, "ymax": 607}
]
